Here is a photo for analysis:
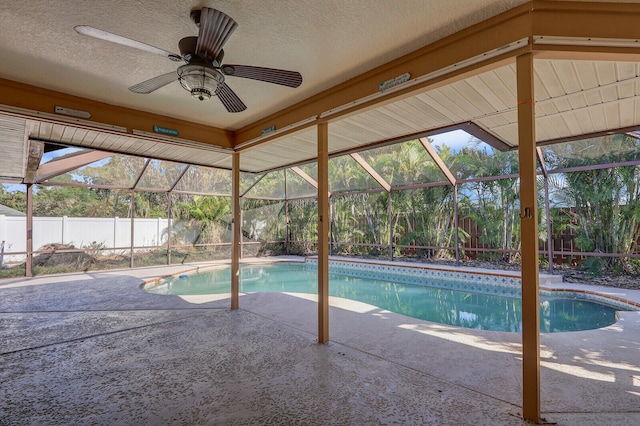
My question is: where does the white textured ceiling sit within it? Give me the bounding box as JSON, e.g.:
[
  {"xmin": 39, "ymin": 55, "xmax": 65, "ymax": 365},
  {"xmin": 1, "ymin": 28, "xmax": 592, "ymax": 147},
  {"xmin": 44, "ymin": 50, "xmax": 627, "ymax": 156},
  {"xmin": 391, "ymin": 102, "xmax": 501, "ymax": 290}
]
[
  {"xmin": 239, "ymin": 58, "xmax": 640, "ymax": 172},
  {"xmin": 0, "ymin": 0, "xmax": 532, "ymax": 130}
]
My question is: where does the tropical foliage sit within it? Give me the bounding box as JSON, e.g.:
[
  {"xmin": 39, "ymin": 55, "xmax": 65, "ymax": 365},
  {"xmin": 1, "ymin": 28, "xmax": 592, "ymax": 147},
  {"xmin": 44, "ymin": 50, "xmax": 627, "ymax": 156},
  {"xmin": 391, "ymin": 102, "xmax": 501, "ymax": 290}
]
[
  {"xmin": 544, "ymin": 134, "xmax": 640, "ymax": 274},
  {"xmin": 3, "ymin": 134, "xmax": 640, "ymax": 276}
]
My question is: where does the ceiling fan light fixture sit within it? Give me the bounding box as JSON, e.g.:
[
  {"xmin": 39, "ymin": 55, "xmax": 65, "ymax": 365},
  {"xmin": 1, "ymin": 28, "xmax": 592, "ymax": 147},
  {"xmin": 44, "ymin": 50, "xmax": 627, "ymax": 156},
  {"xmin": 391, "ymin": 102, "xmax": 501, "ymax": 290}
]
[
  {"xmin": 177, "ymin": 64, "xmax": 224, "ymax": 101},
  {"xmin": 80, "ymin": 7, "xmax": 301, "ymax": 112}
]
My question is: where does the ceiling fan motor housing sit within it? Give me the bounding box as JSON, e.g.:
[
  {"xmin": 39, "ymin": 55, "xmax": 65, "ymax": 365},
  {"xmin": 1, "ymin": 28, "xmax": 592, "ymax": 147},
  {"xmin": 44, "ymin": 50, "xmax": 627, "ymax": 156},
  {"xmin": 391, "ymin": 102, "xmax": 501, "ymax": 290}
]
[{"xmin": 178, "ymin": 36, "xmax": 198, "ymax": 61}]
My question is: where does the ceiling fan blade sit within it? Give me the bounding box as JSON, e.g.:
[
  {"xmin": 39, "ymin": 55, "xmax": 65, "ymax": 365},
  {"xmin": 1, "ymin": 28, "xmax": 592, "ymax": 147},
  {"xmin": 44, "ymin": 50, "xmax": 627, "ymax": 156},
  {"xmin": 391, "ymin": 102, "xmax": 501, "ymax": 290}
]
[
  {"xmin": 216, "ymin": 83, "xmax": 247, "ymax": 113},
  {"xmin": 128, "ymin": 72, "xmax": 177, "ymax": 94},
  {"xmin": 221, "ymin": 65, "xmax": 303, "ymax": 88},
  {"xmin": 195, "ymin": 8, "xmax": 237, "ymax": 61},
  {"xmin": 75, "ymin": 26, "xmax": 182, "ymax": 62}
]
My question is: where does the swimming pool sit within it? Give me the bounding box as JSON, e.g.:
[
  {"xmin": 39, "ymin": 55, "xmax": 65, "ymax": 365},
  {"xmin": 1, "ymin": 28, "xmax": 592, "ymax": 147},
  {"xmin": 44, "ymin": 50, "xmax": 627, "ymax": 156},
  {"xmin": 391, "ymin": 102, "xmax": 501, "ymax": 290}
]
[{"xmin": 143, "ymin": 262, "xmax": 624, "ymax": 333}]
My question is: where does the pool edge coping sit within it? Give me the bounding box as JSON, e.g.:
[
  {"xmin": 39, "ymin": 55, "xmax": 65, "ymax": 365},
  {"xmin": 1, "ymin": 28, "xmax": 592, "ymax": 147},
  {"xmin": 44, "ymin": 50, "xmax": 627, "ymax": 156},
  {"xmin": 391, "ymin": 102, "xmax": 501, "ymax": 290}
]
[
  {"xmin": 141, "ymin": 256, "xmax": 640, "ymax": 312},
  {"xmin": 140, "ymin": 257, "xmax": 304, "ymax": 291}
]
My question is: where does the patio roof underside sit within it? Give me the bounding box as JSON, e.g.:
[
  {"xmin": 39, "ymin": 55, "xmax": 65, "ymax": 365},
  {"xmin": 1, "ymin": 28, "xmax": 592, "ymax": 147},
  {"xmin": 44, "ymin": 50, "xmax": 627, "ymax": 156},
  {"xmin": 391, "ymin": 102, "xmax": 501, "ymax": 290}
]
[
  {"xmin": 2, "ymin": 1, "xmax": 640, "ymax": 184},
  {"xmin": 239, "ymin": 57, "xmax": 640, "ymax": 172},
  {"xmin": 3, "ymin": 57, "xmax": 639, "ymax": 184}
]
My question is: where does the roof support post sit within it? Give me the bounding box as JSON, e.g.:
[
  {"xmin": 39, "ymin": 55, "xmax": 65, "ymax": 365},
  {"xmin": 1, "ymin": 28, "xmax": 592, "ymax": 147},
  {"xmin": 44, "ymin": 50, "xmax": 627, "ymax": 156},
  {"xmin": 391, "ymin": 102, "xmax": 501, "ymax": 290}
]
[
  {"xmin": 231, "ymin": 152, "xmax": 240, "ymax": 310},
  {"xmin": 517, "ymin": 52, "xmax": 541, "ymax": 423},
  {"xmin": 317, "ymin": 122, "xmax": 330, "ymax": 344},
  {"xmin": 25, "ymin": 183, "xmax": 33, "ymax": 277}
]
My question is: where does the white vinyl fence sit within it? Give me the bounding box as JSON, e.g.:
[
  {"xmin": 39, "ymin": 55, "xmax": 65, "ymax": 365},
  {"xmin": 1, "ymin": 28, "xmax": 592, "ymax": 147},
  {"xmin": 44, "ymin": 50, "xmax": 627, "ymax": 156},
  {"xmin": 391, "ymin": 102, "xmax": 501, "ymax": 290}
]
[{"xmin": 0, "ymin": 215, "xmax": 170, "ymax": 263}]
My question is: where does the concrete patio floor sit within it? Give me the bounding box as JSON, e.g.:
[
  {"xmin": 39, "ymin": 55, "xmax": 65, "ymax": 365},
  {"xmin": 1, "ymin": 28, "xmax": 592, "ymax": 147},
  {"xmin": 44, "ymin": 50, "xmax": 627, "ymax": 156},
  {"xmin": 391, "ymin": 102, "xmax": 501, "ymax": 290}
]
[{"xmin": 1, "ymin": 259, "xmax": 639, "ymax": 425}]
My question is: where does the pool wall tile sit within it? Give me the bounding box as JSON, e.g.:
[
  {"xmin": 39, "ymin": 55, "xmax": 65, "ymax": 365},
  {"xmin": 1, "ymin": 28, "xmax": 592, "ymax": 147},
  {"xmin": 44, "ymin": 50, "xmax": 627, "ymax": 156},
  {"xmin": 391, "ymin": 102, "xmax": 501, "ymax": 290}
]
[
  {"xmin": 305, "ymin": 258, "xmax": 639, "ymax": 311},
  {"xmin": 144, "ymin": 258, "xmax": 638, "ymax": 312},
  {"xmin": 306, "ymin": 258, "xmax": 521, "ymax": 298}
]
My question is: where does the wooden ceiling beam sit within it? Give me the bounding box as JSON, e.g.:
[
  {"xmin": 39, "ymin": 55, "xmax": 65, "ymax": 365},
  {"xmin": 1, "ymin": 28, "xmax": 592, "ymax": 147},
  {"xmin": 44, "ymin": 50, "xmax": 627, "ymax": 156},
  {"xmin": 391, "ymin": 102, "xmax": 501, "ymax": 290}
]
[{"xmin": 0, "ymin": 78, "xmax": 234, "ymax": 149}]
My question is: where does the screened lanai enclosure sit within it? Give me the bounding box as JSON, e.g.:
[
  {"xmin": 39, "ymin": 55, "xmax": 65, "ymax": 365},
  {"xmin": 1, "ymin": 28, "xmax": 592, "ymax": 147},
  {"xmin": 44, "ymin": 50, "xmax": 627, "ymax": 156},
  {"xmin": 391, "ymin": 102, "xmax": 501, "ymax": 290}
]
[
  {"xmin": 4, "ymin": 2, "xmax": 640, "ymax": 423},
  {"xmin": 2, "ymin": 128, "xmax": 640, "ymax": 280}
]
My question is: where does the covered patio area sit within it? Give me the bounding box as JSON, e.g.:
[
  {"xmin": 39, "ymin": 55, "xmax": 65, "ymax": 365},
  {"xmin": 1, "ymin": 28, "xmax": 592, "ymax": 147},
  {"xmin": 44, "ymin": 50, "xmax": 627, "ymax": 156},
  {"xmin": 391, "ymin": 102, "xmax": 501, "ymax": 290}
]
[
  {"xmin": 1, "ymin": 259, "xmax": 639, "ymax": 425},
  {"xmin": 2, "ymin": 1, "xmax": 640, "ymax": 423}
]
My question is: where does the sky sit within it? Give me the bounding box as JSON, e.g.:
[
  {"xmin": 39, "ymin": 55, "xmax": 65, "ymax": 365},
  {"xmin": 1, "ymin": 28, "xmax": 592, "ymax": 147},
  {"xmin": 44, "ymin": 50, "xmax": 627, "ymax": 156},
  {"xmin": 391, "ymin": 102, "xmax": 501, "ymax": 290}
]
[{"xmin": 429, "ymin": 129, "xmax": 476, "ymax": 152}]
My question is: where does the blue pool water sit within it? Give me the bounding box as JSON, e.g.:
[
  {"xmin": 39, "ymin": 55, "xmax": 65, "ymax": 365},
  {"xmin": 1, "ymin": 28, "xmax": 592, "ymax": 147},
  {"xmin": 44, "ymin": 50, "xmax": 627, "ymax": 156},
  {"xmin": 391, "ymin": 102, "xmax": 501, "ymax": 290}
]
[{"xmin": 144, "ymin": 262, "xmax": 620, "ymax": 333}]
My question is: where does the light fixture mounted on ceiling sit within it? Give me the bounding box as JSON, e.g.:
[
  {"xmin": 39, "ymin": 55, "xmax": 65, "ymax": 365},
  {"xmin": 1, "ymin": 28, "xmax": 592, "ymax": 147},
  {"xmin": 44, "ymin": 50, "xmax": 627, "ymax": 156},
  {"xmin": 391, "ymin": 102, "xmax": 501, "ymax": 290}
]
[
  {"xmin": 177, "ymin": 63, "xmax": 225, "ymax": 101},
  {"xmin": 74, "ymin": 7, "xmax": 303, "ymax": 112}
]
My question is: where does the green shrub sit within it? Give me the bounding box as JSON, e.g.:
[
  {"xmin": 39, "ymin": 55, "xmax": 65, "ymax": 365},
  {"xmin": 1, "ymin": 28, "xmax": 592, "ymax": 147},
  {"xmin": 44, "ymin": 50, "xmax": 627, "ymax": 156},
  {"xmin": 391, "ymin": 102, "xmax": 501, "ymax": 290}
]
[{"xmin": 581, "ymin": 257, "xmax": 607, "ymax": 277}]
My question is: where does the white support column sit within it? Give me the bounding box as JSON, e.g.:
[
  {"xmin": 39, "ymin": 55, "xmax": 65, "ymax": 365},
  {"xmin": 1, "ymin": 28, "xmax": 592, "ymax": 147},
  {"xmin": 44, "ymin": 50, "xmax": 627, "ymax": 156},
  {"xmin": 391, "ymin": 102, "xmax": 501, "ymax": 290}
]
[{"xmin": 517, "ymin": 52, "xmax": 541, "ymax": 423}]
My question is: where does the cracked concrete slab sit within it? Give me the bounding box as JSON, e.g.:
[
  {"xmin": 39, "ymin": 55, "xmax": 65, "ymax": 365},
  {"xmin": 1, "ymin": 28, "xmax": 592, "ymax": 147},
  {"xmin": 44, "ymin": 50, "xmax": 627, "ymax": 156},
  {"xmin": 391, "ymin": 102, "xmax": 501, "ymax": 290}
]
[{"xmin": 1, "ymin": 262, "xmax": 639, "ymax": 425}]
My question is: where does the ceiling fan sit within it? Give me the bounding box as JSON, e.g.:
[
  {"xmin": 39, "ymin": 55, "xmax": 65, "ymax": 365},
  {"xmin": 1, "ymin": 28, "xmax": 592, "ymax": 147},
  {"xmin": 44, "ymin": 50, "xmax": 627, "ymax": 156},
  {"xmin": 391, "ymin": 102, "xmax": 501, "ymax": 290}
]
[{"xmin": 75, "ymin": 7, "xmax": 303, "ymax": 113}]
